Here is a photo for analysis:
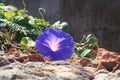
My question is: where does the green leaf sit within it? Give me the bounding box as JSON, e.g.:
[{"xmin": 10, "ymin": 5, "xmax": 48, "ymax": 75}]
[
  {"xmin": 59, "ymin": 22, "xmax": 68, "ymax": 32},
  {"xmin": 17, "ymin": 11, "xmax": 23, "ymax": 16},
  {"xmin": 52, "ymin": 21, "xmax": 60, "ymax": 27},
  {"xmin": 86, "ymin": 34, "xmax": 98, "ymax": 45},
  {"xmin": 0, "ymin": 3, "xmax": 5, "ymax": 6},
  {"xmin": 14, "ymin": 16, "xmax": 24, "ymax": 22},
  {"xmin": 80, "ymin": 48, "xmax": 91, "ymax": 57},
  {"xmin": 52, "ymin": 21, "xmax": 68, "ymax": 32},
  {"xmin": 5, "ymin": 12, "xmax": 16, "ymax": 20},
  {"xmin": 0, "ymin": 6, "xmax": 18, "ymax": 12},
  {"xmin": 20, "ymin": 37, "xmax": 35, "ymax": 48},
  {"xmin": 71, "ymin": 53, "xmax": 78, "ymax": 59}
]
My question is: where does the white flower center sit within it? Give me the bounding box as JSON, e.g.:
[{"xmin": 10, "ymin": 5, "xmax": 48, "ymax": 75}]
[
  {"xmin": 43, "ymin": 32, "xmax": 66, "ymax": 52},
  {"xmin": 50, "ymin": 42, "xmax": 59, "ymax": 51}
]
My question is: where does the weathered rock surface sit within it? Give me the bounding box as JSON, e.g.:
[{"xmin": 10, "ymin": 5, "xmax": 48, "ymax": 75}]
[
  {"xmin": 0, "ymin": 61, "xmax": 93, "ymax": 80},
  {"xmin": 0, "ymin": 50, "xmax": 120, "ymax": 80},
  {"xmin": 0, "ymin": 53, "xmax": 15, "ymax": 67},
  {"xmin": 94, "ymin": 70, "xmax": 120, "ymax": 80}
]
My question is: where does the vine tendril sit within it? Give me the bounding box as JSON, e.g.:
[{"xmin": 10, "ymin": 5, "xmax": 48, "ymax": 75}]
[
  {"xmin": 22, "ymin": 0, "xmax": 26, "ymax": 10},
  {"xmin": 38, "ymin": 8, "xmax": 45, "ymax": 19}
]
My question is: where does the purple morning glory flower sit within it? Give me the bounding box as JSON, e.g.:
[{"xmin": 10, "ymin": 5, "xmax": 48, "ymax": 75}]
[{"xmin": 35, "ymin": 28, "xmax": 74, "ymax": 60}]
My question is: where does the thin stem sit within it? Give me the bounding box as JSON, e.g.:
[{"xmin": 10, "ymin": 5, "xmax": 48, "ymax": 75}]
[
  {"xmin": 38, "ymin": 8, "xmax": 45, "ymax": 19},
  {"xmin": 22, "ymin": 0, "xmax": 26, "ymax": 10}
]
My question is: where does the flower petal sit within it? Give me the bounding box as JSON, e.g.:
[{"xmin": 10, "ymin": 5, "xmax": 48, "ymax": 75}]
[
  {"xmin": 35, "ymin": 28, "xmax": 74, "ymax": 60},
  {"xmin": 35, "ymin": 40, "xmax": 53, "ymax": 58},
  {"xmin": 52, "ymin": 47, "xmax": 74, "ymax": 60}
]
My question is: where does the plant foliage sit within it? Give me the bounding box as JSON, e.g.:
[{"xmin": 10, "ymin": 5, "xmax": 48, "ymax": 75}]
[
  {"xmin": 0, "ymin": 3, "xmax": 50, "ymax": 48},
  {"xmin": 75, "ymin": 34, "xmax": 98, "ymax": 59}
]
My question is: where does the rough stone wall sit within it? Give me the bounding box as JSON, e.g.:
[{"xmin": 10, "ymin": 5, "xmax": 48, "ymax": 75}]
[
  {"xmin": 61, "ymin": 0, "xmax": 120, "ymax": 52},
  {"xmin": 0, "ymin": 0, "xmax": 120, "ymax": 52}
]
